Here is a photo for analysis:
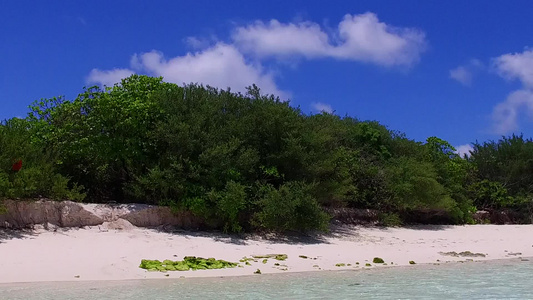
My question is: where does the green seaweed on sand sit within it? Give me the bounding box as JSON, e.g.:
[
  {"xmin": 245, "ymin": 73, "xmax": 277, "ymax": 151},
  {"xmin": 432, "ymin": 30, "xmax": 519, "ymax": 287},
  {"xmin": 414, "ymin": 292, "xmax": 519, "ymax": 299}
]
[
  {"xmin": 239, "ymin": 257, "xmax": 255, "ymax": 263},
  {"xmin": 139, "ymin": 257, "xmax": 238, "ymax": 272},
  {"xmin": 262, "ymin": 259, "xmax": 268, "ymax": 264},
  {"xmin": 254, "ymin": 269, "xmax": 262, "ymax": 274},
  {"xmin": 335, "ymin": 263, "xmax": 346, "ymax": 267},
  {"xmin": 252, "ymin": 254, "xmax": 288, "ymax": 261},
  {"xmin": 409, "ymin": 261, "xmax": 416, "ymax": 265},
  {"xmin": 373, "ymin": 257, "xmax": 385, "ymax": 263},
  {"xmin": 439, "ymin": 251, "xmax": 486, "ymax": 258}
]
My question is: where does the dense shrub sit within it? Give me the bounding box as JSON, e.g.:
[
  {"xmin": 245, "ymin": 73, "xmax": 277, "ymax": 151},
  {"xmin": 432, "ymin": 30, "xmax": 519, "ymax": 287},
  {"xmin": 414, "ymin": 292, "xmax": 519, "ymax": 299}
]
[{"xmin": 2, "ymin": 75, "xmax": 531, "ymax": 231}]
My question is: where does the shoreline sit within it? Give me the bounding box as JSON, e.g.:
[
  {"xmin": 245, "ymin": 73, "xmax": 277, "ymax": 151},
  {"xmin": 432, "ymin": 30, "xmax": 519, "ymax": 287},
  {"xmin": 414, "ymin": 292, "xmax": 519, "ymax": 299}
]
[
  {"xmin": 3, "ymin": 257, "xmax": 531, "ymax": 286},
  {"xmin": 1, "ymin": 224, "xmax": 533, "ymax": 284}
]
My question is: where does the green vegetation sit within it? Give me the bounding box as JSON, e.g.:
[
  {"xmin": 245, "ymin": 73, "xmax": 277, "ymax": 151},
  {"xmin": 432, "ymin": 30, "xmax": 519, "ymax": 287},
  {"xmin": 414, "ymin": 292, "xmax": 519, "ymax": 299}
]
[
  {"xmin": 373, "ymin": 257, "xmax": 385, "ymax": 263},
  {"xmin": 439, "ymin": 251, "xmax": 486, "ymax": 258},
  {"xmin": 254, "ymin": 269, "xmax": 261, "ymax": 274},
  {"xmin": 409, "ymin": 261, "xmax": 416, "ymax": 265},
  {"xmin": 139, "ymin": 256, "xmax": 238, "ymax": 272},
  {"xmin": 335, "ymin": 263, "xmax": 346, "ymax": 267},
  {"xmin": 252, "ymin": 254, "xmax": 288, "ymax": 261},
  {"xmin": 2, "ymin": 75, "xmax": 533, "ymax": 231}
]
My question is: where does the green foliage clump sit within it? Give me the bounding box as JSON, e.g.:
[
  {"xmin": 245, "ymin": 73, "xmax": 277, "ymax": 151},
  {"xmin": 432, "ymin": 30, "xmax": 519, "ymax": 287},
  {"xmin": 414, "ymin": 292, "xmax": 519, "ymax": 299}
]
[
  {"xmin": 139, "ymin": 257, "xmax": 238, "ymax": 272},
  {"xmin": 253, "ymin": 181, "xmax": 330, "ymax": 232},
  {"xmin": 373, "ymin": 257, "xmax": 385, "ymax": 263},
  {"xmin": 0, "ymin": 201, "xmax": 6, "ymax": 214},
  {"xmin": 467, "ymin": 135, "xmax": 533, "ymax": 221},
  {"xmin": 335, "ymin": 263, "xmax": 346, "ymax": 267},
  {"xmin": 0, "ymin": 118, "xmax": 85, "ymax": 200},
  {"xmin": 378, "ymin": 213, "xmax": 403, "ymax": 227},
  {"xmin": 409, "ymin": 261, "xmax": 416, "ymax": 265}
]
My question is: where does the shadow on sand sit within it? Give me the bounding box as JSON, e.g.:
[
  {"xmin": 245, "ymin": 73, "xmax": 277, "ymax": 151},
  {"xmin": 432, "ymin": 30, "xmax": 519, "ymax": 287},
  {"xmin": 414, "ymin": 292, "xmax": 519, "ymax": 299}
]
[
  {"xmin": 157, "ymin": 223, "xmax": 455, "ymax": 246},
  {"xmin": 0, "ymin": 229, "xmax": 36, "ymax": 244}
]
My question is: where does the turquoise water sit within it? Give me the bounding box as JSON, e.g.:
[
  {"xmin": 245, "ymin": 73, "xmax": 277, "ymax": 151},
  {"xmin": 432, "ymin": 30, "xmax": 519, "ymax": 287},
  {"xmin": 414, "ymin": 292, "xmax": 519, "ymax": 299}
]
[{"xmin": 2, "ymin": 259, "xmax": 532, "ymax": 299}]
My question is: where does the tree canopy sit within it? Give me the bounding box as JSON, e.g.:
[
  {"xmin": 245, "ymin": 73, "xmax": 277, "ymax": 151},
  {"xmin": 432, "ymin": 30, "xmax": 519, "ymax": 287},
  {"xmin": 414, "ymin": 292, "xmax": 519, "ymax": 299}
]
[{"xmin": 1, "ymin": 75, "xmax": 532, "ymax": 231}]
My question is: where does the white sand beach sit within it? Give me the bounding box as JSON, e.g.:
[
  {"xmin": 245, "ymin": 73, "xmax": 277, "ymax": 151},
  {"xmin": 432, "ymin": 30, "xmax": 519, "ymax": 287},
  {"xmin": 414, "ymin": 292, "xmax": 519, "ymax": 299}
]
[{"xmin": 1, "ymin": 224, "xmax": 532, "ymax": 283}]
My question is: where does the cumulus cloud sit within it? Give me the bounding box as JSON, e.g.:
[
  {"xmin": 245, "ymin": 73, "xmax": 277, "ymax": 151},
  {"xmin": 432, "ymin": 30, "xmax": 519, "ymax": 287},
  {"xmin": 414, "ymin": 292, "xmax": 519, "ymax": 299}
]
[
  {"xmin": 312, "ymin": 102, "xmax": 333, "ymax": 113},
  {"xmin": 455, "ymin": 144, "xmax": 474, "ymax": 158},
  {"xmin": 449, "ymin": 66, "xmax": 472, "ymax": 86},
  {"xmin": 449, "ymin": 59, "xmax": 484, "ymax": 86},
  {"xmin": 232, "ymin": 12, "xmax": 426, "ymax": 67},
  {"xmin": 492, "ymin": 89, "xmax": 533, "ymax": 134},
  {"xmin": 86, "ymin": 68, "xmax": 134, "ymax": 87},
  {"xmin": 493, "ymin": 49, "xmax": 533, "ymax": 87},
  {"xmin": 87, "ymin": 44, "xmax": 286, "ymax": 98},
  {"xmin": 491, "ymin": 49, "xmax": 533, "ymax": 134}
]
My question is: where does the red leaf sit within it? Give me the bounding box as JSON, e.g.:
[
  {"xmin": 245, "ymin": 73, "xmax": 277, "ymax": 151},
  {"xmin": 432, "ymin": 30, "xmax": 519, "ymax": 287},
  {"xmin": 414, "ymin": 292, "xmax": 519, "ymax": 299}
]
[{"xmin": 12, "ymin": 160, "xmax": 22, "ymax": 172}]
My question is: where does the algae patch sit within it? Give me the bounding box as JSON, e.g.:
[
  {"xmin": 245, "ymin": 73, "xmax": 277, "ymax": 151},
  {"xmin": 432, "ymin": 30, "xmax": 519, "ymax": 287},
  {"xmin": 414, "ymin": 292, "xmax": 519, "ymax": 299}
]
[
  {"xmin": 372, "ymin": 257, "xmax": 385, "ymax": 263},
  {"xmin": 439, "ymin": 251, "xmax": 486, "ymax": 258},
  {"xmin": 252, "ymin": 254, "xmax": 288, "ymax": 261},
  {"xmin": 335, "ymin": 263, "xmax": 346, "ymax": 267},
  {"xmin": 139, "ymin": 256, "xmax": 238, "ymax": 272}
]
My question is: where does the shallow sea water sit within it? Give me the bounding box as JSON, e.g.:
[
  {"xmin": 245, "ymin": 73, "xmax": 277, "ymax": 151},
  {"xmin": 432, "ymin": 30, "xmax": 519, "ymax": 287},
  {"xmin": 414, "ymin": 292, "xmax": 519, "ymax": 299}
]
[{"xmin": 2, "ymin": 259, "xmax": 532, "ymax": 300}]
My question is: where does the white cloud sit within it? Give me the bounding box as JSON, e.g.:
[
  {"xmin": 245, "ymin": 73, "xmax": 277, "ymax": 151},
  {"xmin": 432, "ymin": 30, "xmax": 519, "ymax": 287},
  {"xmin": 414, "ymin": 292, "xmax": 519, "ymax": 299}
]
[
  {"xmin": 130, "ymin": 43, "xmax": 284, "ymax": 97},
  {"xmin": 492, "ymin": 89, "xmax": 533, "ymax": 134},
  {"xmin": 232, "ymin": 12, "xmax": 426, "ymax": 67},
  {"xmin": 185, "ymin": 35, "xmax": 218, "ymax": 50},
  {"xmin": 312, "ymin": 102, "xmax": 333, "ymax": 113},
  {"xmin": 455, "ymin": 144, "xmax": 474, "ymax": 158},
  {"xmin": 233, "ymin": 20, "xmax": 329, "ymax": 58},
  {"xmin": 86, "ymin": 68, "xmax": 134, "ymax": 87},
  {"xmin": 449, "ymin": 66, "xmax": 472, "ymax": 86},
  {"xmin": 87, "ymin": 44, "xmax": 286, "ymax": 98},
  {"xmin": 449, "ymin": 59, "xmax": 484, "ymax": 86},
  {"xmin": 493, "ymin": 49, "xmax": 533, "ymax": 87},
  {"xmin": 490, "ymin": 49, "xmax": 533, "ymax": 134}
]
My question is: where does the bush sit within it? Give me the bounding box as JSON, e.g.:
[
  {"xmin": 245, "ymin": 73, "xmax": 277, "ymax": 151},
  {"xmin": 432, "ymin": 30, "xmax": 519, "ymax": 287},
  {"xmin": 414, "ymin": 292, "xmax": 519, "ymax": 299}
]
[
  {"xmin": 379, "ymin": 212, "xmax": 403, "ymax": 227},
  {"xmin": 211, "ymin": 181, "xmax": 248, "ymax": 233},
  {"xmin": 253, "ymin": 181, "xmax": 330, "ymax": 232}
]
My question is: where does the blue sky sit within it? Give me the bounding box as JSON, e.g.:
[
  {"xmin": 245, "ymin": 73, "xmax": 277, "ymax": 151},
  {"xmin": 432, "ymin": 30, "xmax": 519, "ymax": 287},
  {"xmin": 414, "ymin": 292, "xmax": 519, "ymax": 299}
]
[{"xmin": 2, "ymin": 1, "xmax": 533, "ymax": 154}]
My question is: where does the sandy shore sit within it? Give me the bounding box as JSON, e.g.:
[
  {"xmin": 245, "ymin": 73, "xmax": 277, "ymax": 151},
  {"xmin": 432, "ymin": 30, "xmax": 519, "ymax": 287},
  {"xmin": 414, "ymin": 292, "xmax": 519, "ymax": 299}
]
[{"xmin": 1, "ymin": 224, "xmax": 532, "ymax": 283}]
